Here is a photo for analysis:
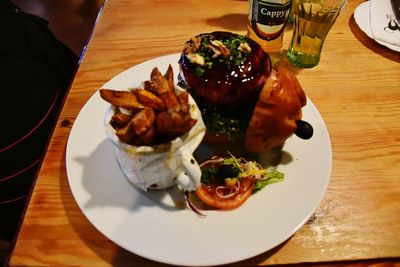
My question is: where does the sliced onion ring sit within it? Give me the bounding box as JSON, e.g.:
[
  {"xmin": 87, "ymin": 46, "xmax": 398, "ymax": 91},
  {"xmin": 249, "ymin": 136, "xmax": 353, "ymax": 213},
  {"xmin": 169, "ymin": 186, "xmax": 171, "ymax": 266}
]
[{"xmin": 215, "ymin": 180, "xmax": 241, "ymax": 199}]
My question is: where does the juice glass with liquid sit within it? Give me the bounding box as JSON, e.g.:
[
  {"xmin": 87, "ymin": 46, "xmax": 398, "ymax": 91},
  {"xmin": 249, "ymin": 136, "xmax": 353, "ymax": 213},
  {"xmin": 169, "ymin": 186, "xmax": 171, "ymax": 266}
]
[{"xmin": 286, "ymin": 0, "xmax": 347, "ymax": 68}]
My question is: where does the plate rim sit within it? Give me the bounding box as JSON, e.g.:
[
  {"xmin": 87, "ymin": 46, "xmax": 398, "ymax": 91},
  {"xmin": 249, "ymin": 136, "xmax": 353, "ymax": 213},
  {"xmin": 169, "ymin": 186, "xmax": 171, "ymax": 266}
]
[
  {"xmin": 66, "ymin": 53, "xmax": 333, "ymax": 266},
  {"xmin": 354, "ymin": 1, "xmax": 400, "ymax": 52}
]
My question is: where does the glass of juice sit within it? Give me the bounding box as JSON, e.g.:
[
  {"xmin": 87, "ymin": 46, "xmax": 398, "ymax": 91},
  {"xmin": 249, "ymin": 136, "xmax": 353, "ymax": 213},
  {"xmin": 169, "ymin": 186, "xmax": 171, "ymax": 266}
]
[{"xmin": 286, "ymin": 0, "xmax": 347, "ymax": 68}]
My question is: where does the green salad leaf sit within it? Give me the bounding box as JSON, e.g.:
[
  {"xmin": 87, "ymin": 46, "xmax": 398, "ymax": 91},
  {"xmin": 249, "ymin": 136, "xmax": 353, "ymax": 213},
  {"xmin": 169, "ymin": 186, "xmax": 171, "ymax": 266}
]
[
  {"xmin": 200, "ymin": 164, "xmax": 218, "ymax": 185},
  {"xmin": 253, "ymin": 170, "xmax": 285, "ymax": 194}
]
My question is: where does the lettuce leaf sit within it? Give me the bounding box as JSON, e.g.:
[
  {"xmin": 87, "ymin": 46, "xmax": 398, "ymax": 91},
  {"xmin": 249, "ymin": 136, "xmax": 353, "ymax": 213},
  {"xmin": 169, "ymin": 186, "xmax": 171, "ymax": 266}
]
[{"xmin": 253, "ymin": 171, "xmax": 284, "ymax": 193}]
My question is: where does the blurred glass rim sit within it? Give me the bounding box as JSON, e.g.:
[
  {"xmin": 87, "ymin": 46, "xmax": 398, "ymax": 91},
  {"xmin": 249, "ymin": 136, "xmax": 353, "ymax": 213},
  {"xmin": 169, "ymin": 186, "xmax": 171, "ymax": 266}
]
[
  {"xmin": 292, "ymin": 0, "xmax": 347, "ymax": 19},
  {"xmin": 294, "ymin": 0, "xmax": 348, "ymax": 9}
]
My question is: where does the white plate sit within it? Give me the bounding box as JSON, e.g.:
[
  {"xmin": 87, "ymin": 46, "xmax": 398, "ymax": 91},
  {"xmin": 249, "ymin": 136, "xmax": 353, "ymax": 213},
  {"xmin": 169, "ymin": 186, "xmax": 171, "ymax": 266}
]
[
  {"xmin": 354, "ymin": 1, "xmax": 400, "ymax": 52},
  {"xmin": 66, "ymin": 54, "xmax": 332, "ymax": 266}
]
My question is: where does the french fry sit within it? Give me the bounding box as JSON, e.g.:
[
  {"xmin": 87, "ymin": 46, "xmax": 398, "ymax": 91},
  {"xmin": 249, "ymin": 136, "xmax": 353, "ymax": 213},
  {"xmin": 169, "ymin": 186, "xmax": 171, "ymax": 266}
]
[
  {"xmin": 156, "ymin": 110, "xmax": 197, "ymax": 138},
  {"xmin": 133, "ymin": 89, "xmax": 165, "ymax": 111},
  {"xmin": 100, "ymin": 89, "xmax": 146, "ymax": 110},
  {"xmin": 130, "ymin": 108, "xmax": 156, "ymax": 145},
  {"xmin": 116, "ymin": 119, "xmax": 136, "ymax": 144},
  {"xmin": 150, "ymin": 66, "xmax": 180, "ymax": 110},
  {"xmin": 150, "ymin": 68, "xmax": 170, "ymax": 95},
  {"xmin": 143, "ymin": 80, "xmax": 163, "ymax": 97},
  {"xmin": 164, "ymin": 65, "xmax": 175, "ymax": 93},
  {"xmin": 131, "ymin": 108, "xmax": 155, "ymax": 135},
  {"xmin": 111, "ymin": 112, "xmax": 132, "ymax": 129},
  {"xmin": 138, "ymin": 126, "xmax": 156, "ymax": 145},
  {"xmin": 103, "ymin": 66, "xmax": 197, "ymax": 146},
  {"xmin": 177, "ymin": 91, "xmax": 190, "ymax": 113}
]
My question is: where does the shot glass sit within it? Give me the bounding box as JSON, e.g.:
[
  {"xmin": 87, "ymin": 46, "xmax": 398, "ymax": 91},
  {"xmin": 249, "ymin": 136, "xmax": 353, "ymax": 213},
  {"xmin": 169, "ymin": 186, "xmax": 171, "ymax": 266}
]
[{"xmin": 286, "ymin": 0, "xmax": 347, "ymax": 68}]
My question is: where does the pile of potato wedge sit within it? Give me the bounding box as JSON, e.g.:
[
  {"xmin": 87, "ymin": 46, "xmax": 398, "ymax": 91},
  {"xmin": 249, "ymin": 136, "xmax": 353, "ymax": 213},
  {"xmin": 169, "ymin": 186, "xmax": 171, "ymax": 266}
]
[{"xmin": 100, "ymin": 65, "xmax": 197, "ymax": 146}]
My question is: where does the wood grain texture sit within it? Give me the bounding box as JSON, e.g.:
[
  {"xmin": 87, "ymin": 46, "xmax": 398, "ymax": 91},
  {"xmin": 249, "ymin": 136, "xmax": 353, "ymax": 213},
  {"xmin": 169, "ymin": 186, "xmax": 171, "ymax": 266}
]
[{"xmin": 9, "ymin": 0, "xmax": 400, "ymax": 266}]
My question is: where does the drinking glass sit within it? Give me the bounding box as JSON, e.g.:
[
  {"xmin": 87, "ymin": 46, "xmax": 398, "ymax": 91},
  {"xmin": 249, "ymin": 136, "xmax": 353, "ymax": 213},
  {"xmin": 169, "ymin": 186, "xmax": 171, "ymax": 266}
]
[{"xmin": 286, "ymin": 0, "xmax": 347, "ymax": 68}]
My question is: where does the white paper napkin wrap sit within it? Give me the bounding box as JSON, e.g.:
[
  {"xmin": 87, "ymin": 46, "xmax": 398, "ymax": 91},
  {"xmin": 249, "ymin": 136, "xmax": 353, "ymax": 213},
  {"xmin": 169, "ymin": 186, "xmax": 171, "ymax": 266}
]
[
  {"xmin": 370, "ymin": 0, "xmax": 400, "ymax": 46},
  {"xmin": 104, "ymin": 88, "xmax": 205, "ymax": 191}
]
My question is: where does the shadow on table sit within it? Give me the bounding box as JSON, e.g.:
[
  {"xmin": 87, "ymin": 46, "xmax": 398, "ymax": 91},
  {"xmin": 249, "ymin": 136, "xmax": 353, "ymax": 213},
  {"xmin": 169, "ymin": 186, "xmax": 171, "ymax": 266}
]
[
  {"xmin": 349, "ymin": 15, "xmax": 400, "ymax": 63},
  {"xmin": 71, "ymin": 139, "xmax": 187, "ymax": 213},
  {"xmin": 205, "ymin": 13, "xmax": 247, "ymax": 32}
]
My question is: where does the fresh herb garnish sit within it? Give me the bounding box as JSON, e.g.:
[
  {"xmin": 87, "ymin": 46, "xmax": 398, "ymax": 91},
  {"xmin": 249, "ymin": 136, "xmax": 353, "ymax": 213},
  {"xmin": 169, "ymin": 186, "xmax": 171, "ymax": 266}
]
[
  {"xmin": 204, "ymin": 109, "xmax": 247, "ymax": 141},
  {"xmin": 193, "ymin": 34, "xmax": 250, "ymax": 76},
  {"xmin": 195, "ymin": 66, "xmax": 205, "ymax": 76},
  {"xmin": 222, "ymin": 35, "xmax": 248, "ymax": 68},
  {"xmin": 199, "ymin": 99, "xmax": 255, "ymax": 141}
]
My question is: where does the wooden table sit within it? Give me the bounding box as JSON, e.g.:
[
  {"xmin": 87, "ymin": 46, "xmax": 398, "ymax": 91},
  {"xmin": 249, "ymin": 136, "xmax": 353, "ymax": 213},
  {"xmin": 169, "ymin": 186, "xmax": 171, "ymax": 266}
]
[{"xmin": 9, "ymin": 0, "xmax": 400, "ymax": 266}]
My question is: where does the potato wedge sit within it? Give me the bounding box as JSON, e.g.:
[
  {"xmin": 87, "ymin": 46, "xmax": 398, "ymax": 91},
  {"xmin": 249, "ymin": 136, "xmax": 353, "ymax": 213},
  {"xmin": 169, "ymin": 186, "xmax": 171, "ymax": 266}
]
[
  {"xmin": 115, "ymin": 119, "xmax": 136, "ymax": 144},
  {"xmin": 177, "ymin": 90, "xmax": 190, "ymax": 113},
  {"xmin": 111, "ymin": 112, "xmax": 132, "ymax": 129},
  {"xmin": 138, "ymin": 126, "xmax": 156, "ymax": 145},
  {"xmin": 100, "ymin": 89, "xmax": 146, "ymax": 110},
  {"xmin": 150, "ymin": 66, "xmax": 180, "ymax": 110},
  {"xmin": 131, "ymin": 108, "xmax": 156, "ymax": 135},
  {"xmin": 133, "ymin": 89, "xmax": 165, "ymax": 111},
  {"xmin": 156, "ymin": 110, "xmax": 196, "ymax": 138},
  {"xmin": 150, "ymin": 68, "xmax": 170, "ymax": 96},
  {"xmin": 164, "ymin": 65, "xmax": 175, "ymax": 92}
]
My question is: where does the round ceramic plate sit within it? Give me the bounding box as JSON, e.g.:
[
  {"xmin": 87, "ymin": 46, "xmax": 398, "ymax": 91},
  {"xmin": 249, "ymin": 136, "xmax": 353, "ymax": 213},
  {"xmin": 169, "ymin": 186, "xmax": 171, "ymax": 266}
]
[
  {"xmin": 66, "ymin": 54, "xmax": 332, "ymax": 266},
  {"xmin": 354, "ymin": 1, "xmax": 400, "ymax": 52}
]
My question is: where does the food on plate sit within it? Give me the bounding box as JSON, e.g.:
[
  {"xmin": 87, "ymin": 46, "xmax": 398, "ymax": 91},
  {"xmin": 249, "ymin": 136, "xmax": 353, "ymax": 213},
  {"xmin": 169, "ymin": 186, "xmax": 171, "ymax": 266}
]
[
  {"xmin": 179, "ymin": 31, "xmax": 271, "ymax": 142},
  {"xmin": 178, "ymin": 31, "xmax": 313, "ymax": 152},
  {"xmin": 100, "ymin": 89, "xmax": 146, "ymax": 110},
  {"xmin": 179, "ymin": 31, "xmax": 271, "ymax": 108},
  {"xmin": 100, "ymin": 65, "xmax": 197, "ymax": 146},
  {"xmin": 192, "ymin": 153, "xmax": 284, "ymax": 210}
]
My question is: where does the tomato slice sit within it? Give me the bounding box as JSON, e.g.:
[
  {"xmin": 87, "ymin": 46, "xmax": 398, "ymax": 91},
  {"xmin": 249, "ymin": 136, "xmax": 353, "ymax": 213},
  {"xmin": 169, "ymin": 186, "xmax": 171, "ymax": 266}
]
[{"xmin": 195, "ymin": 178, "xmax": 253, "ymax": 210}]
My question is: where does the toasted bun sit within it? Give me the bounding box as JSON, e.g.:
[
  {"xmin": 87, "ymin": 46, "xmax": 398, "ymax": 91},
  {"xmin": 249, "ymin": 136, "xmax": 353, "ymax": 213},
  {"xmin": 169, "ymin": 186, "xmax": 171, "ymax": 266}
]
[{"xmin": 244, "ymin": 65, "xmax": 307, "ymax": 152}]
